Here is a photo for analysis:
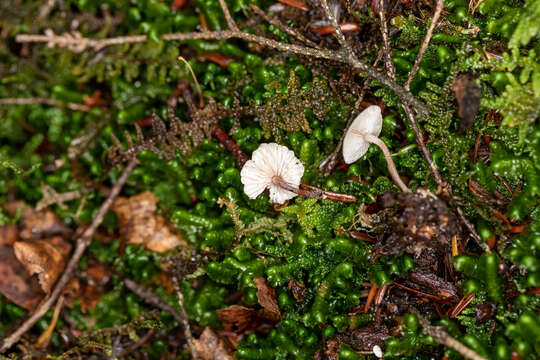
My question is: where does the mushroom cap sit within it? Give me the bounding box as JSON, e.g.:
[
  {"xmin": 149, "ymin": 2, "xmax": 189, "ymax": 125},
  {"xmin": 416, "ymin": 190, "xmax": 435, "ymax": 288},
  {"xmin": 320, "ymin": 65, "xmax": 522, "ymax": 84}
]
[
  {"xmin": 240, "ymin": 143, "xmax": 304, "ymax": 204},
  {"xmin": 342, "ymin": 105, "xmax": 383, "ymax": 164}
]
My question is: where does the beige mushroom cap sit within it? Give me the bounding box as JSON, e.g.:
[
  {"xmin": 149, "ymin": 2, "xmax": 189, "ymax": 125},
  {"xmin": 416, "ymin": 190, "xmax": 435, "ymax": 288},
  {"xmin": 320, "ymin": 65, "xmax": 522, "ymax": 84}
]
[
  {"xmin": 342, "ymin": 105, "xmax": 383, "ymax": 164},
  {"xmin": 240, "ymin": 143, "xmax": 304, "ymax": 204}
]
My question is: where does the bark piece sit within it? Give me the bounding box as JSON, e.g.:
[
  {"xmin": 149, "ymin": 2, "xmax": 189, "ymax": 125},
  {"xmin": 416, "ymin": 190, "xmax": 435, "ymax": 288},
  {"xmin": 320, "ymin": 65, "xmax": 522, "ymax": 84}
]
[{"xmin": 452, "ymin": 75, "xmax": 481, "ymax": 133}]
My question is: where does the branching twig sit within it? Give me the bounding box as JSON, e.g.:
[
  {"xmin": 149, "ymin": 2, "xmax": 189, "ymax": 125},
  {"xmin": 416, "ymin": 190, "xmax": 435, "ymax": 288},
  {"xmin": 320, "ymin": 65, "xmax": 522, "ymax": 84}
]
[
  {"xmin": 218, "ymin": 0, "xmax": 239, "ymax": 31},
  {"xmin": 414, "ymin": 311, "xmax": 486, "ymax": 360},
  {"xmin": 0, "ymin": 158, "xmax": 137, "ymax": 353},
  {"xmin": 404, "ymin": 0, "xmax": 444, "ymax": 90},
  {"xmin": 122, "ymin": 278, "xmax": 184, "ymax": 324},
  {"xmin": 0, "ymin": 97, "xmax": 91, "ymax": 112},
  {"xmin": 249, "ymin": 3, "xmax": 320, "ymax": 49},
  {"xmin": 16, "ymin": 30, "xmax": 429, "ymax": 117},
  {"xmin": 36, "ymin": 184, "xmax": 94, "ymax": 211}
]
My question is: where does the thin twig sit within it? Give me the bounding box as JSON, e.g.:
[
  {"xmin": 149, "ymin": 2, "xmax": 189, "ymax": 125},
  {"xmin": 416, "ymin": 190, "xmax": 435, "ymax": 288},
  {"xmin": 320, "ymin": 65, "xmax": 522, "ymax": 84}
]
[
  {"xmin": 172, "ymin": 276, "xmax": 199, "ymax": 360},
  {"xmin": 377, "ymin": 0, "xmax": 395, "ymax": 79},
  {"xmin": 319, "ymin": 0, "xmax": 354, "ymax": 59},
  {"xmin": 0, "ymin": 97, "xmax": 91, "ymax": 112},
  {"xmin": 16, "ymin": 30, "xmax": 429, "ymax": 117},
  {"xmin": 35, "ymin": 295, "xmax": 64, "ymax": 348},
  {"xmin": 36, "ymin": 185, "xmax": 94, "ymax": 211},
  {"xmin": 122, "ymin": 278, "xmax": 184, "ymax": 324},
  {"xmin": 405, "ymin": 0, "xmax": 444, "ymax": 90},
  {"xmin": 116, "ymin": 329, "xmax": 154, "ymax": 358},
  {"xmin": 0, "ymin": 159, "xmax": 137, "ymax": 353},
  {"xmin": 414, "ymin": 311, "xmax": 486, "ymax": 360},
  {"xmin": 218, "ymin": 0, "xmax": 239, "ymax": 31},
  {"xmin": 249, "ymin": 3, "xmax": 320, "ymax": 48}
]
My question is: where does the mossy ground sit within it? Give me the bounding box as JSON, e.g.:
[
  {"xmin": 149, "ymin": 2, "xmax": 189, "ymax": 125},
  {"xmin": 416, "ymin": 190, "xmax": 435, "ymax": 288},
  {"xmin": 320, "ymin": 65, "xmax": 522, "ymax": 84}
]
[{"xmin": 0, "ymin": 0, "xmax": 539, "ymax": 359}]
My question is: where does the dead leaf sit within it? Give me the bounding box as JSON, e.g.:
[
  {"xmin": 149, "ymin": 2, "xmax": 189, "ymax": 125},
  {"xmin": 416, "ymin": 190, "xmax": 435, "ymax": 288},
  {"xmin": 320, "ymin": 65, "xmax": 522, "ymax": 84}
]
[
  {"xmin": 0, "ymin": 224, "xmax": 18, "ymax": 246},
  {"xmin": 13, "ymin": 236, "xmax": 72, "ymax": 293},
  {"xmin": 0, "ymin": 246, "xmax": 44, "ymax": 310},
  {"xmin": 85, "ymin": 262, "xmax": 111, "ymax": 284},
  {"xmin": 3, "ymin": 201, "xmax": 71, "ymax": 240},
  {"xmin": 452, "ymin": 75, "xmax": 481, "ymax": 133},
  {"xmin": 193, "ymin": 327, "xmax": 234, "ymax": 360},
  {"xmin": 112, "ymin": 191, "xmax": 186, "ymax": 253},
  {"xmin": 217, "ymin": 305, "xmax": 256, "ymax": 332},
  {"xmin": 254, "ymin": 277, "xmax": 281, "ymax": 320}
]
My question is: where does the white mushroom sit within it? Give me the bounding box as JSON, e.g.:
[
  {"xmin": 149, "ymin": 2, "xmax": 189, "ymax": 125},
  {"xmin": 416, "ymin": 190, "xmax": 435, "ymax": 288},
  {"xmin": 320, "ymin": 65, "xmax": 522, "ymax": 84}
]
[
  {"xmin": 240, "ymin": 143, "xmax": 304, "ymax": 204},
  {"xmin": 342, "ymin": 105, "xmax": 411, "ymax": 193},
  {"xmin": 372, "ymin": 345, "xmax": 383, "ymax": 359}
]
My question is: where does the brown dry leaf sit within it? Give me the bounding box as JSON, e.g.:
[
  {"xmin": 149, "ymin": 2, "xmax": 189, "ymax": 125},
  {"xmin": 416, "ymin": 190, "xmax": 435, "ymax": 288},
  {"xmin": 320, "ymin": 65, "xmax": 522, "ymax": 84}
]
[
  {"xmin": 0, "ymin": 246, "xmax": 44, "ymax": 310},
  {"xmin": 254, "ymin": 277, "xmax": 281, "ymax": 320},
  {"xmin": 3, "ymin": 201, "xmax": 71, "ymax": 240},
  {"xmin": 13, "ymin": 236, "xmax": 72, "ymax": 293},
  {"xmin": 0, "ymin": 224, "xmax": 18, "ymax": 246},
  {"xmin": 80, "ymin": 282, "xmax": 105, "ymax": 313},
  {"xmin": 86, "ymin": 263, "xmax": 111, "ymax": 284},
  {"xmin": 193, "ymin": 327, "xmax": 234, "ymax": 360},
  {"xmin": 112, "ymin": 191, "xmax": 186, "ymax": 253},
  {"xmin": 216, "ymin": 305, "xmax": 256, "ymax": 333},
  {"xmin": 452, "ymin": 75, "xmax": 481, "ymax": 133}
]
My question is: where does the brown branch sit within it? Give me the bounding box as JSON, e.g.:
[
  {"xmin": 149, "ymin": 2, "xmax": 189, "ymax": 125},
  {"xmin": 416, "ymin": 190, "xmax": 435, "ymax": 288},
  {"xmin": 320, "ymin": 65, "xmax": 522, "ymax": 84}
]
[
  {"xmin": 319, "ymin": 0, "xmax": 353, "ymax": 58},
  {"xmin": 405, "ymin": 0, "xmax": 445, "ymax": 90},
  {"xmin": 172, "ymin": 276, "xmax": 199, "ymax": 360},
  {"xmin": 377, "ymin": 0, "xmax": 396, "ymax": 79},
  {"xmin": 212, "ymin": 124, "xmax": 250, "ymax": 167},
  {"xmin": 123, "ymin": 278, "xmax": 184, "ymax": 324},
  {"xmin": 249, "ymin": 3, "xmax": 320, "ymax": 49},
  {"xmin": 414, "ymin": 311, "xmax": 487, "ymax": 360},
  {"xmin": 16, "ymin": 30, "xmax": 429, "ymax": 117},
  {"xmin": 116, "ymin": 329, "xmax": 155, "ymax": 358},
  {"xmin": 0, "ymin": 158, "xmax": 137, "ymax": 353},
  {"xmin": 218, "ymin": 0, "xmax": 239, "ymax": 31},
  {"xmin": 0, "ymin": 97, "xmax": 91, "ymax": 112}
]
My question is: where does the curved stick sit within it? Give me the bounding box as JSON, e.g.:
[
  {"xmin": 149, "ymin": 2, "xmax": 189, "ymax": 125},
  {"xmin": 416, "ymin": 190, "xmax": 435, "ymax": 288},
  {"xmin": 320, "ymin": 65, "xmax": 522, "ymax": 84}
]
[{"xmin": 352, "ymin": 130, "xmax": 410, "ymax": 193}]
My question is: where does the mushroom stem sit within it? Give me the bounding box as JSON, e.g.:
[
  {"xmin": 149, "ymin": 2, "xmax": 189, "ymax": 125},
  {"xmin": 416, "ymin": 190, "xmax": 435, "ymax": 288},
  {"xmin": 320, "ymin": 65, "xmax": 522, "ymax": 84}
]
[
  {"xmin": 272, "ymin": 177, "xmax": 357, "ymax": 203},
  {"xmin": 352, "ymin": 130, "xmax": 411, "ymax": 193}
]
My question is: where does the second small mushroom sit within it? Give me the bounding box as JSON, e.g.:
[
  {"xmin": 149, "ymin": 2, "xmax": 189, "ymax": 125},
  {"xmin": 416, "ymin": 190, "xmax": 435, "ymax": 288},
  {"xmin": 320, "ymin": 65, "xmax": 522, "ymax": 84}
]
[{"xmin": 342, "ymin": 105, "xmax": 410, "ymax": 193}]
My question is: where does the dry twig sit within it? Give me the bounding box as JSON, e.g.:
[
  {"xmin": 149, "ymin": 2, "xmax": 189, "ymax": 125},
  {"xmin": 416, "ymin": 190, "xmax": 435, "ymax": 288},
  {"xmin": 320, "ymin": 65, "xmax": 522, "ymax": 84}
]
[
  {"xmin": 16, "ymin": 30, "xmax": 429, "ymax": 117},
  {"xmin": 249, "ymin": 3, "xmax": 320, "ymax": 49},
  {"xmin": 0, "ymin": 159, "xmax": 137, "ymax": 353},
  {"xmin": 172, "ymin": 276, "xmax": 199, "ymax": 360},
  {"xmin": 415, "ymin": 311, "xmax": 486, "ymax": 360},
  {"xmin": 404, "ymin": 0, "xmax": 445, "ymax": 90}
]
